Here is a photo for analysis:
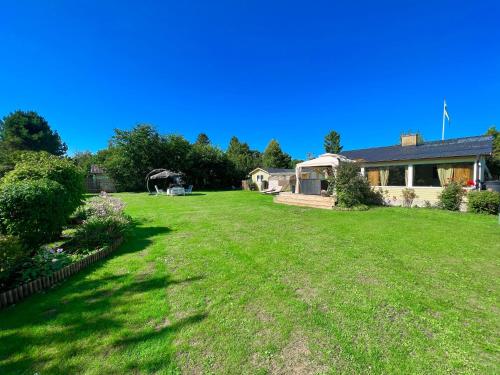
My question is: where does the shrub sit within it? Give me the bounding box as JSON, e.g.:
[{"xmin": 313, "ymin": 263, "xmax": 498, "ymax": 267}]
[
  {"xmin": 0, "ymin": 179, "xmax": 68, "ymax": 246},
  {"xmin": 438, "ymin": 182, "xmax": 465, "ymax": 211},
  {"xmin": 0, "ymin": 235, "xmax": 27, "ymax": 289},
  {"xmin": 85, "ymin": 193, "xmax": 125, "ymax": 218},
  {"xmin": 364, "ymin": 188, "xmax": 385, "ymax": 206},
  {"xmin": 16, "ymin": 247, "xmax": 73, "ymax": 284},
  {"xmin": 328, "ymin": 163, "xmax": 383, "ymax": 208},
  {"xmin": 402, "ymin": 188, "xmax": 417, "ymax": 207},
  {"xmin": 72, "ymin": 214, "xmax": 131, "ymax": 250},
  {"xmin": 467, "ymin": 191, "xmax": 500, "ymax": 215},
  {"xmin": 1, "ymin": 151, "xmax": 84, "ymax": 214}
]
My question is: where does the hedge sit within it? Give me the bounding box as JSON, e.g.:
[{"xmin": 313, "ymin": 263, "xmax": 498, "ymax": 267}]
[
  {"xmin": 467, "ymin": 191, "xmax": 500, "ymax": 215},
  {"xmin": 0, "ymin": 179, "xmax": 68, "ymax": 247}
]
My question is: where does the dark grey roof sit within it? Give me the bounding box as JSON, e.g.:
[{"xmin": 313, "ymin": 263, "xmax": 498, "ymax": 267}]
[
  {"xmin": 341, "ymin": 135, "xmax": 493, "ymax": 163},
  {"xmin": 267, "ymin": 168, "xmax": 295, "ymax": 174}
]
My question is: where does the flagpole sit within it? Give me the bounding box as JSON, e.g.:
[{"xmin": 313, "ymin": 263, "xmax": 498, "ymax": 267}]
[{"xmin": 441, "ymin": 98, "xmax": 446, "ymax": 141}]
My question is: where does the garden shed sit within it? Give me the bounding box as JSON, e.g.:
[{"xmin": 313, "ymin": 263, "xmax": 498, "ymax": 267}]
[{"xmin": 85, "ymin": 165, "xmax": 116, "ymax": 193}]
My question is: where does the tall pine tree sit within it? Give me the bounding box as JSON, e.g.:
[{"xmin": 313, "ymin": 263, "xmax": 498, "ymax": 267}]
[{"xmin": 262, "ymin": 139, "xmax": 292, "ymax": 169}]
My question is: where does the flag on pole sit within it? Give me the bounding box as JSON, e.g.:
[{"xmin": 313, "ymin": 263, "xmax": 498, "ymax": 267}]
[
  {"xmin": 442, "ymin": 99, "xmax": 450, "ymax": 140},
  {"xmin": 444, "ymin": 100, "xmax": 450, "ymax": 123}
]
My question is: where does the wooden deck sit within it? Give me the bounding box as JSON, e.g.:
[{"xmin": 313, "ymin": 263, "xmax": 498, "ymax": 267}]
[{"xmin": 274, "ymin": 192, "xmax": 336, "ymax": 209}]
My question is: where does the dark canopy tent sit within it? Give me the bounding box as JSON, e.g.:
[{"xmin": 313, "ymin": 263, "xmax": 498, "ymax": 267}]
[{"xmin": 145, "ymin": 169, "xmax": 184, "ymax": 193}]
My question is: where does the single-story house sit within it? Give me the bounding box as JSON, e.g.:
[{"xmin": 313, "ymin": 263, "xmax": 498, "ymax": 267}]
[
  {"xmin": 248, "ymin": 167, "xmax": 295, "ymax": 191},
  {"xmin": 341, "ymin": 134, "xmax": 493, "ymax": 205}
]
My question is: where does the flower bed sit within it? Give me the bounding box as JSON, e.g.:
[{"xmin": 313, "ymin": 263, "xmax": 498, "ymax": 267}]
[
  {"xmin": 0, "ymin": 237, "xmax": 123, "ymax": 309},
  {"xmin": 0, "ymin": 193, "xmax": 131, "ymax": 308}
]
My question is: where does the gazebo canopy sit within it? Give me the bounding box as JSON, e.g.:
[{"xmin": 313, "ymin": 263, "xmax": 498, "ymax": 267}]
[
  {"xmin": 145, "ymin": 169, "xmax": 184, "ymax": 193},
  {"xmin": 295, "ymin": 153, "xmax": 353, "ymax": 194},
  {"xmin": 149, "ymin": 170, "xmax": 181, "ymax": 180},
  {"xmin": 296, "ymin": 153, "xmax": 352, "ymax": 169}
]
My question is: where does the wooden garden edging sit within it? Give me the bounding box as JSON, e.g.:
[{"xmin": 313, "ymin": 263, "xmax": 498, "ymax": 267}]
[{"xmin": 0, "ymin": 237, "xmax": 123, "ymax": 310}]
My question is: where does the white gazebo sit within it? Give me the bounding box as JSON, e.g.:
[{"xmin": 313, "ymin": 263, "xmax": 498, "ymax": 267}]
[{"xmin": 294, "ymin": 153, "xmax": 353, "ymax": 194}]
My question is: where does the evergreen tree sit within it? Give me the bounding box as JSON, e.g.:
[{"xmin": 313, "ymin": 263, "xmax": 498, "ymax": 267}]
[
  {"xmin": 0, "ymin": 110, "xmax": 67, "ymax": 155},
  {"xmin": 226, "ymin": 136, "xmax": 261, "ymax": 180},
  {"xmin": 324, "ymin": 130, "xmax": 343, "ymax": 154},
  {"xmin": 262, "ymin": 139, "xmax": 292, "ymax": 169},
  {"xmin": 195, "ymin": 133, "xmax": 210, "ymax": 145}
]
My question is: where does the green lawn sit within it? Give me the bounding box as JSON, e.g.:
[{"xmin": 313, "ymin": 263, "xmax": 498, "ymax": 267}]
[{"xmin": 1, "ymin": 191, "xmax": 499, "ymax": 374}]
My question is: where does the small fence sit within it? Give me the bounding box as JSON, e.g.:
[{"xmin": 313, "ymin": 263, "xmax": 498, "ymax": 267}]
[{"xmin": 0, "ymin": 237, "xmax": 123, "ymax": 310}]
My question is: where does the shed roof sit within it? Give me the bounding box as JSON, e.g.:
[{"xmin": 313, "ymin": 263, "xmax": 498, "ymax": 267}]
[
  {"xmin": 267, "ymin": 168, "xmax": 296, "ymax": 175},
  {"xmin": 249, "ymin": 167, "xmax": 295, "ymax": 175},
  {"xmin": 341, "ymin": 135, "xmax": 493, "ymax": 163}
]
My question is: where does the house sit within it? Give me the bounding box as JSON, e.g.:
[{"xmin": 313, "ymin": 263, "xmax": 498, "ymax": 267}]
[
  {"xmin": 341, "ymin": 134, "xmax": 493, "ymax": 205},
  {"xmin": 248, "ymin": 167, "xmax": 295, "ymax": 191}
]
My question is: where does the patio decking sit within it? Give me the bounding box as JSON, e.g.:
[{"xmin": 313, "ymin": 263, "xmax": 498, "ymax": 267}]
[{"xmin": 274, "ymin": 192, "xmax": 336, "ymax": 209}]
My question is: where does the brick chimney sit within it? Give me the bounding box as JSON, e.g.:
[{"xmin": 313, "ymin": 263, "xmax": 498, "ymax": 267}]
[{"xmin": 401, "ymin": 133, "xmax": 421, "ymax": 147}]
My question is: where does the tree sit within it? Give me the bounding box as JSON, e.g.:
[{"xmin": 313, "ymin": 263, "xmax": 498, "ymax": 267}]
[
  {"xmin": 226, "ymin": 136, "xmax": 261, "ymax": 181},
  {"xmin": 161, "ymin": 134, "xmax": 191, "ymax": 172},
  {"xmin": 485, "ymin": 126, "xmax": 500, "ymax": 179},
  {"xmin": 327, "ymin": 162, "xmax": 382, "ymax": 207},
  {"xmin": 324, "ymin": 130, "xmax": 343, "ymax": 154},
  {"xmin": 0, "ymin": 110, "xmax": 67, "ymax": 155},
  {"xmin": 102, "ymin": 124, "xmax": 165, "ymax": 191},
  {"xmin": 72, "ymin": 151, "xmax": 97, "ymax": 176},
  {"xmin": 195, "ymin": 133, "xmax": 210, "ymax": 146},
  {"xmin": 262, "ymin": 139, "xmax": 292, "ymax": 169},
  {"xmin": 185, "ymin": 143, "xmax": 234, "ymax": 188}
]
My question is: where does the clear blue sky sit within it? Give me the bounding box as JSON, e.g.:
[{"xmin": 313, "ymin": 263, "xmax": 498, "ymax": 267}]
[{"xmin": 1, "ymin": 1, "xmax": 498, "ymax": 158}]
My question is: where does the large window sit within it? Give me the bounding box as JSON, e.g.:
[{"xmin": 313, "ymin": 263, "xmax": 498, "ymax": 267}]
[
  {"xmin": 414, "ymin": 163, "xmax": 474, "ymax": 187},
  {"xmin": 366, "ymin": 166, "xmax": 406, "ymax": 186},
  {"xmin": 414, "ymin": 165, "xmax": 440, "ymax": 187},
  {"xmin": 366, "ymin": 168, "xmax": 380, "ymax": 186},
  {"xmin": 452, "ymin": 164, "xmax": 473, "ymax": 184},
  {"xmin": 387, "ymin": 166, "xmax": 406, "ymax": 186}
]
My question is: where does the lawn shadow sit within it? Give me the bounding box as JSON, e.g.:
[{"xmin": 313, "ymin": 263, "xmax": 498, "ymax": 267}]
[
  {"xmin": 0, "ymin": 272, "xmax": 206, "ymax": 374},
  {"xmin": 0, "ymin": 221, "xmax": 206, "ymax": 374}
]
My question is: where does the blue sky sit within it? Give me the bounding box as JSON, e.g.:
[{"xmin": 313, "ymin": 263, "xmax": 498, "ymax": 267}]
[{"xmin": 0, "ymin": 1, "xmax": 498, "ymax": 158}]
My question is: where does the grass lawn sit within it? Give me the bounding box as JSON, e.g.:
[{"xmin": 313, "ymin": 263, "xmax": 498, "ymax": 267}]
[{"xmin": 1, "ymin": 191, "xmax": 499, "ymax": 374}]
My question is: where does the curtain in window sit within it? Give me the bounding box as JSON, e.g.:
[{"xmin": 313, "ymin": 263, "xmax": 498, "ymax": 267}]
[
  {"xmin": 379, "ymin": 168, "xmax": 389, "ymax": 186},
  {"xmin": 452, "ymin": 166, "xmax": 472, "ymax": 184},
  {"xmin": 404, "ymin": 167, "xmax": 408, "ymax": 186},
  {"xmin": 367, "ymin": 169, "xmax": 380, "ymax": 186},
  {"xmin": 437, "ymin": 165, "xmax": 454, "ymax": 186}
]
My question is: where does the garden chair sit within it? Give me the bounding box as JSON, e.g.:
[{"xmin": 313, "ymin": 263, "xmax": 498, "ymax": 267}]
[
  {"xmin": 185, "ymin": 185, "xmax": 193, "ymax": 194},
  {"xmin": 155, "ymin": 185, "xmax": 166, "ymax": 195},
  {"xmin": 267, "ymin": 186, "xmax": 283, "ymax": 194},
  {"xmin": 260, "ymin": 187, "xmax": 275, "ymax": 194}
]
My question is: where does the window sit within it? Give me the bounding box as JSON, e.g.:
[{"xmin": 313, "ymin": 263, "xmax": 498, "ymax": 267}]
[
  {"xmin": 366, "ymin": 168, "xmax": 380, "ymax": 186},
  {"xmin": 366, "ymin": 166, "xmax": 406, "ymax": 186},
  {"xmin": 414, "ymin": 165, "xmax": 440, "ymax": 187},
  {"xmin": 387, "ymin": 166, "xmax": 406, "ymax": 186},
  {"xmin": 452, "ymin": 164, "xmax": 473, "ymax": 184}
]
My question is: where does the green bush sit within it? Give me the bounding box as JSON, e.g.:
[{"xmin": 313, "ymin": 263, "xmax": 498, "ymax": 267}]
[
  {"xmin": 0, "ymin": 235, "xmax": 27, "ymax": 289},
  {"xmin": 72, "ymin": 214, "xmax": 131, "ymax": 250},
  {"xmin": 1, "ymin": 151, "xmax": 84, "ymax": 212},
  {"xmin": 16, "ymin": 248, "xmax": 73, "ymax": 284},
  {"xmin": 467, "ymin": 191, "xmax": 500, "ymax": 215},
  {"xmin": 0, "ymin": 179, "xmax": 68, "ymax": 246},
  {"xmin": 328, "ymin": 163, "xmax": 383, "ymax": 208},
  {"xmin": 438, "ymin": 182, "xmax": 465, "ymax": 211}
]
